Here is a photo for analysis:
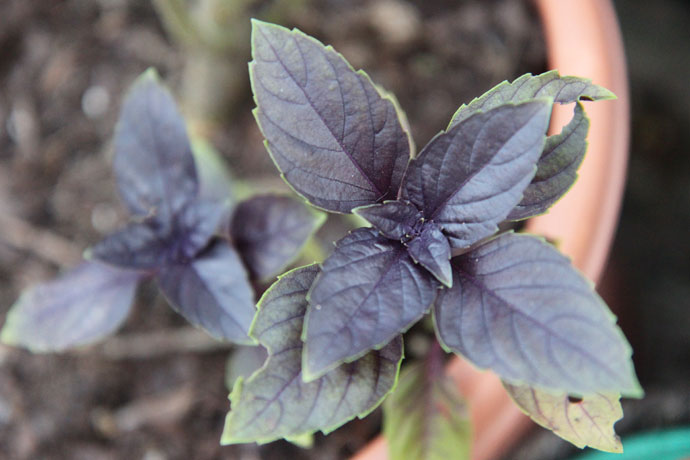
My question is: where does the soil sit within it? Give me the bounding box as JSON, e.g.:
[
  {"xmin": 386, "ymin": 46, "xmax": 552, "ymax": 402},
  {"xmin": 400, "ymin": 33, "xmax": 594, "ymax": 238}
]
[{"xmin": 15, "ymin": 0, "xmax": 678, "ymax": 459}]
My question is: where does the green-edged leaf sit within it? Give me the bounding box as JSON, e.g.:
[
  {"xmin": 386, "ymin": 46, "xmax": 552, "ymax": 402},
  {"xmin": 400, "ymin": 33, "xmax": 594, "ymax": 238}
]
[
  {"xmin": 504, "ymin": 382, "xmax": 623, "ymax": 453},
  {"xmin": 449, "ymin": 70, "xmax": 615, "ymax": 128},
  {"xmin": 156, "ymin": 240, "xmax": 255, "ymax": 344},
  {"xmin": 303, "ymin": 228, "xmax": 438, "ymax": 380},
  {"xmin": 384, "ymin": 362, "xmax": 471, "ymax": 460},
  {"xmin": 1, "ymin": 262, "xmax": 142, "ymax": 352},
  {"xmin": 353, "ymin": 200, "xmax": 423, "ymax": 241},
  {"xmin": 250, "ymin": 20, "xmax": 410, "ymax": 213},
  {"xmin": 231, "ymin": 194, "xmax": 325, "ymax": 281},
  {"xmin": 401, "ymin": 100, "xmax": 551, "ymax": 249},
  {"xmin": 222, "ymin": 265, "xmax": 403, "ymax": 444},
  {"xmin": 508, "ymin": 103, "xmax": 590, "ymax": 220},
  {"xmin": 434, "ymin": 232, "xmax": 643, "ymax": 397}
]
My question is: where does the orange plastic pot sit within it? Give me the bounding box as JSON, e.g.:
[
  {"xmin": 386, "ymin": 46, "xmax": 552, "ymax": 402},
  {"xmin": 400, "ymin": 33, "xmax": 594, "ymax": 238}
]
[{"xmin": 352, "ymin": 0, "xmax": 630, "ymax": 459}]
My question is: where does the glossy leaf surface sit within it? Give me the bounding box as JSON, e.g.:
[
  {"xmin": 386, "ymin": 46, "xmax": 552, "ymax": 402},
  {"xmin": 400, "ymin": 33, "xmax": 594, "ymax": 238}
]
[
  {"xmin": 402, "ymin": 101, "xmax": 551, "ymax": 248},
  {"xmin": 353, "ymin": 200, "xmax": 423, "ymax": 240},
  {"xmin": 434, "ymin": 232, "xmax": 642, "ymax": 397},
  {"xmin": 222, "ymin": 265, "xmax": 402, "ymax": 443},
  {"xmin": 250, "ymin": 20, "xmax": 410, "ymax": 213},
  {"xmin": 231, "ymin": 194, "xmax": 325, "ymax": 281},
  {"xmin": 1, "ymin": 262, "xmax": 141, "ymax": 352},
  {"xmin": 114, "ymin": 69, "xmax": 198, "ymax": 222},
  {"xmin": 407, "ymin": 223, "xmax": 452, "ymax": 287},
  {"xmin": 504, "ymin": 382, "xmax": 623, "ymax": 452},
  {"xmin": 449, "ymin": 70, "xmax": 615, "ymax": 128},
  {"xmin": 303, "ymin": 228, "xmax": 438, "ymax": 380},
  {"xmin": 90, "ymin": 198, "xmax": 224, "ymax": 270},
  {"xmin": 508, "ymin": 103, "xmax": 589, "ymax": 220},
  {"xmin": 157, "ymin": 241, "xmax": 255, "ymax": 344},
  {"xmin": 384, "ymin": 362, "xmax": 471, "ymax": 460}
]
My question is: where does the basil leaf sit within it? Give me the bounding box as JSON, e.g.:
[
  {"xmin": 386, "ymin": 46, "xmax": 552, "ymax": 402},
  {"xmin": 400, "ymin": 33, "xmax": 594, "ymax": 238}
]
[
  {"xmin": 434, "ymin": 232, "xmax": 642, "ymax": 397},
  {"xmin": 303, "ymin": 228, "xmax": 438, "ymax": 380},
  {"xmin": 504, "ymin": 382, "xmax": 623, "ymax": 453},
  {"xmin": 114, "ymin": 69, "xmax": 198, "ymax": 223},
  {"xmin": 89, "ymin": 198, "xmax": 224, "ymax": 270},
  {"xmin": 1, "ymin": 262, "xmax": 141, "ymax": 352},
  {"xmin": 384, "ymin": 362, "xmax": 471, "ymax": 460},
  {"xmin": 231, "ymin": 194, "xmax": 325, "ymax": 281},
  {"xmin": 250, "ymin": 20, "xmax": 410, "ymax": 213},
  {"xmin": 401, "ymin": 100, "xmax": 551, "ymax": 248},
  {"xmin": 406, "ymin": 223, "xmax": 452, "ymax": 287},
  {"xmin": 353, "ymin": 200, "xmax": 423, "ymax": 240},
  {"xmin": 507, "ymin": 103, "xmax": 589, "ymax": 220},
  {"xmin": 449, "ymin": 70, "xmax": 615, "ymax": 128},
  {"xmin": 156, "ymin": 240, "xmax": 255, "ymax": 344},
  {"xmin": 222, "ymin": 265, "xmax": 402, "ymax": 444}
]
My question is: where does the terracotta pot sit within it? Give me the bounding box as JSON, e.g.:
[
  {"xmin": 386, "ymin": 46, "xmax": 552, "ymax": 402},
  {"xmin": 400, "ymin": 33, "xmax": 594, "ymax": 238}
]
[{"xmin": 352, "ymin": 0, "xmax": 630, "ymax": 459}]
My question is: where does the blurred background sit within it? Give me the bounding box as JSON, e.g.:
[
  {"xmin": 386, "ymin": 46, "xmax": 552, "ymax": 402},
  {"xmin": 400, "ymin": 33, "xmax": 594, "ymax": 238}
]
[{"xmin": 0, "ymin": 0, "xmax": 687, "ymax": 459}]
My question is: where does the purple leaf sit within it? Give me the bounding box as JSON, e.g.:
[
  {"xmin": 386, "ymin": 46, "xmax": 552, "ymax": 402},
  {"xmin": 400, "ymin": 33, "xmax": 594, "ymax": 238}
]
[
  {"xmin": 507, "ymin": 103, "xmax": 589, "ymax": 220},
  {"xmin": 230, "ymin": 194, "xmax": 325, "ymax": 281},
  {"xmin": 250, "ymin": 20, "xmax": 411, "ymax": 213},
  {"xmin": 448, "ymin": 70, "xmax": 615, "ymax": 128},
  {"xmin": 89, "ymin": 198, "xmax": 224, "ymax": 270},
  {"xmin": 303, "ymin": 228, "xmax": 438, "ymax": 380},
  {"xmin": 353, "ymin": 200, "xmax": 423, "ymax": 240},
  {"xmin": 407, "ymin": 223, "xmax": 452, "ymax": 287},
  {"xmin": 114, "ymin": 69, "xmax": 198, "ymax": 223},
  {"xmin": 433, "ymin": 232, "xmax": 643, "ymax": 397},
  {"xmin": 0, "ymin": 262, "xmax": 142, "ymax": 352},
  {"xmin": 401, "ymin": 101, "xmax": 551, "ymax": 248},
  {"xmin": 222, "ymin": 265, "xmax": 402, "ymax": 444},
  {"xmin": 156, "ymin": 240, "xmax": 255, "ymax": 344}
]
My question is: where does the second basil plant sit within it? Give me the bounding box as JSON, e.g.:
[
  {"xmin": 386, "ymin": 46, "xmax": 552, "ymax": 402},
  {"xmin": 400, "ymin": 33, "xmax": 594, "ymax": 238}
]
[{"xmin": 222, "ymin": 20, "xmax": 642, "ymax": 448}]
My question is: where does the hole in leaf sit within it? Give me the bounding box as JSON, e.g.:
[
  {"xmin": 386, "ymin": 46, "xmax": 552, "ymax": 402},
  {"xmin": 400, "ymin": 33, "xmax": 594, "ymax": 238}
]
[{"xmin": 567, "ymin": 395, "xmax": 583, "ymax": 404}]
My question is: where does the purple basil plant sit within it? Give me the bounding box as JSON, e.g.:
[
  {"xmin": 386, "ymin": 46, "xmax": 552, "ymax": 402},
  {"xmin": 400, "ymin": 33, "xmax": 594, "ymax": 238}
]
[
  {"xmin": 221, "ymin": 20, "xmax": 642, "ymax": 453},
  {"xmin": 1, "ymin": 70, "xmax": 323, "ymax": 351}
]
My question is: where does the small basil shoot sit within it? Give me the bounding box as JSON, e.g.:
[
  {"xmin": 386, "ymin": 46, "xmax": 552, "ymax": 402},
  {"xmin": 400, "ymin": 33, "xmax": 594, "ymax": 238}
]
[
  {"xmin": 222, "ymin": 20, "xmax": 642, "ymax": 452},
  {"xmin": 1, "ymin": 69, "xmax": 323, "ymax": 350}
]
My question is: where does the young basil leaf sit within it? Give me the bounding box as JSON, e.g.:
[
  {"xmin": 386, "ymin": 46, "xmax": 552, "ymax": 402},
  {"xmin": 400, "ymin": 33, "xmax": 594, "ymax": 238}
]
[
  {"xmin": 230, "ymin": 194, "xmax": 326, "ymax": 281},
  {"xmin": 0, "ymin": 262, "xmax": 142, "ymax": 352},
  {"xmin": 114, "ymin": 69, "xmax": 198, "ymax": 223},
  {"xmin": 250, "ymin": 20, "xmax": 410, "ymax": 213},
  {"xmin": 503, "ymin": 382, "xmax": 623, "ymax": 453},
  {"xmin": 222, "ymin": 265, "xmax": 403, "ymax": 444},
  {"xmin": 507, "ymin": 103, "xmax": 589, "ymax": 220},
  {"xmin": 89, "ymin": 198, "xmax": 224, "ymax": 270},
  {"xmin": 156, "ymin": 240, "xmax": 255, "ymax": 344},
  {"xmin": 384, "ymin": 362, "xmax": 471, "ymax": 460},
  {"xmin": 353, "ymin": 200, "xmax": 423, "ymax": 240},
  {"xmin": 88, "ymin": 220, "xmax": 174, "ymax": 269},
  {"xmin": 303, "ymin": 228, "xmax": 438, "ymax": 380},
  {"xmin": 433, "ymin": 232, "xmax": 643, "ymax": 397},
  {"xmin": 448, "ymin": 70, "xmax": 615, "ymax": 128},
  {"xmin": 406, "ymin": 223, "xmax": 452, "ymax": 288},
  {"xmin": 401, "ymin": 100, "xmax": 552, "ymax": 249}
]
